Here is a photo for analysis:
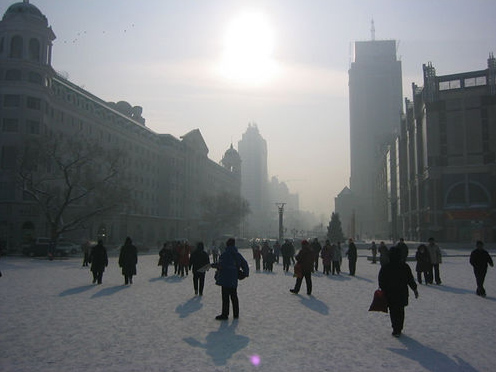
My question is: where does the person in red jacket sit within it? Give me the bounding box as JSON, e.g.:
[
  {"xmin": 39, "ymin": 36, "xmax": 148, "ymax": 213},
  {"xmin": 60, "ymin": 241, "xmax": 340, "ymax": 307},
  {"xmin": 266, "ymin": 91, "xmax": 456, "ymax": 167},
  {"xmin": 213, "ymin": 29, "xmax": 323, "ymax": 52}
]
[{"xmin": 290, "ymin": 240, "xmax": 314, "ymax": 295}]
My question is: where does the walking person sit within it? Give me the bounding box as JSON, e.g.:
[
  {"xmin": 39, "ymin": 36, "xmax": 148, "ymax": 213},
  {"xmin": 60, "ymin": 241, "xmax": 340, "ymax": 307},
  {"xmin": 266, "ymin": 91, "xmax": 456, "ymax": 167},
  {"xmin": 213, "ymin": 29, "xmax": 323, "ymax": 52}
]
[
  {"xmin": 415, "ymin": 244, "xmax": 431, "ymax": 284},
  {"xmin": 379, "ymin": 241, "xmax": 390, "ymax": 267},
  {"xmin": 321, "ymin": 240, "xmax": 332, "ymax": 275},
  {"xmin": 253, "ymin": 244, "xmax": 262, "ymax": 271},
  {"xmin": 290, "ymin": 240, "xmax": 314, "ymax": 295},
  {"xmin": 281, "ymin": 239, "xmax": 294, "ymax": 273},
  {"xmin": 82, "ymin": 240, "xmax": 91, "ymax": 267},
  {"xmin": 158, "ymin": 242, "xmax": 173, "ymax": 277},
  {"xmin": 470, "ymin": 240, "xmax": 494, "ymax": 297},
  {"xmin": 88, "ymin": 239, "xmax": 108, "ymax": 285},
  {"xmin": 427, "ymin": 237, "xmax": 442, "ymax": 285},
  {"xmin": 369, "ymin": 241, "xmax": 378, "ymax": 264},
  {"xmin": 311, "ymin": 238, "xmax": 322, "ymax": 272},
  {"xmin": 346, "ymin": 238, "xmax": 358, "ymax": 276},
  {"xmin": 119, "ymin": 237, "xmax": 138, "ymax": 285},
  {"xmin": 379, "ymin": 246, "xmax": 419, "ymax": 337},
  {"xmin": 261, "ymin": 241, "xmax": 270, "ymax": 271},
  {"xmin": 212, "ymin": 238, "xmax": 249, "ymax": 320},
  {"xmin": 331, "ymin": 242, "xmax": 342, "ymax": 275},
  {"xmin": 189, "ymin": 242, "xmax": 210, "ymax": 296},
  {"xmin": 396, "ymin": 238, "xmax": 409, "ymax": 263},
  {"xmin": 266, "ymin": 249, "xmax": 276, "ymax": 272}
]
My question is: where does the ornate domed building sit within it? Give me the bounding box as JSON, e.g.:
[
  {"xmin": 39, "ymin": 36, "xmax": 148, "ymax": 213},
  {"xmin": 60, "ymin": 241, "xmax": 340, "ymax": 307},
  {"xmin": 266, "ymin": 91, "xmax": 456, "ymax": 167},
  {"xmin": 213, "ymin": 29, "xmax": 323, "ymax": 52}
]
[{"xmin": 0, "ymin": 1, "xmax": 242, "ymax": 250}]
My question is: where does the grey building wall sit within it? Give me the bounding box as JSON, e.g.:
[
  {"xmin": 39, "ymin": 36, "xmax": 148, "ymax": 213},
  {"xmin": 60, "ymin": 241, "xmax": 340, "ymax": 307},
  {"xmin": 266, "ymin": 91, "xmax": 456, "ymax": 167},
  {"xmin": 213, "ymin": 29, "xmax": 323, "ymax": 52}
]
[
  {"xmin": 348, "ymin": 39, "xmax": 403, "ymax": 240},
  {"xmin": 0, "ymin": 1, "xmax": 240, "ymax": 250}
]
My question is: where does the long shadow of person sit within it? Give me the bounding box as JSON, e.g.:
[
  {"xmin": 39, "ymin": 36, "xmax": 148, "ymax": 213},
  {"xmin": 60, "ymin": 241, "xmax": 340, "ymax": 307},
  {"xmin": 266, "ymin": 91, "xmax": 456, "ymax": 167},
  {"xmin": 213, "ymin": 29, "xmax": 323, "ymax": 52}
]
[
  {"xmin": 59, "ymin": 285, "xmax": 94, "ymax": 297},
  {"xmin": 175, "ymin": 297, "xmax": 202, "ymax": 318},
  {"xmin": 389, "ymin": 335, "xmax": 478, "ymax": 372},
  {"xmin": 184, "ymin": 321, "xmax": 249, "ymax": 366},
  {"xmin": 300, "ymin": 295, "xmax": 329, "ymax": 315},
  {"xmin": 91, "ymin": 285, "xmax": 128, "ymax": 298}
]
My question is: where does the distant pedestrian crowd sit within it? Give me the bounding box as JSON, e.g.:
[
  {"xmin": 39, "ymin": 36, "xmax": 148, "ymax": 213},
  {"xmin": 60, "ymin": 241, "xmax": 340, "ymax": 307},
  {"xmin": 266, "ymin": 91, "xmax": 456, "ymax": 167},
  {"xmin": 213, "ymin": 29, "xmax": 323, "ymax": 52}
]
[{"xmin": 75, "ymin": 235, "xmax": 493, "ymax": 334}]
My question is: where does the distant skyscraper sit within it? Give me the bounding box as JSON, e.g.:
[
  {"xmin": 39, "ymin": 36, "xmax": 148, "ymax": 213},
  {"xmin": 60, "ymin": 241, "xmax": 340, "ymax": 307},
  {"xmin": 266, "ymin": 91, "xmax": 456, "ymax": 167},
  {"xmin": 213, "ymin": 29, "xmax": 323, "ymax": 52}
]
[
  {"xmin": 348, "ymin": 39, "xmax": 403, "ymax": 239},
  {"xmin": 238, "ymin": 123, "xmax": 269, "ymax": 236}
]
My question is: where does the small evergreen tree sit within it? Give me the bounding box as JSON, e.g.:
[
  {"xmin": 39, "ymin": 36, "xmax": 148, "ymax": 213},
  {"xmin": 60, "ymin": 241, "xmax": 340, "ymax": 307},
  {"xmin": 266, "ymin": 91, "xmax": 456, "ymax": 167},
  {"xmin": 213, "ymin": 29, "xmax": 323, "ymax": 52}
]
[{"xmin": 327, "ymin": 212, "xmax": 345, "ymax": 243}]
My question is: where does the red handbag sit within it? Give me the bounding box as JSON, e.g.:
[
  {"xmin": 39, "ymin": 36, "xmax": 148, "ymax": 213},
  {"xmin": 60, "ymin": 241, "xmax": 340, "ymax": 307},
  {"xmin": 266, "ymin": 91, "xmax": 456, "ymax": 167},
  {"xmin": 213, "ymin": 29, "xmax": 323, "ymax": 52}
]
[
  {"xmin": 293, "ymin": 262, "xmax": 303, "ymax": 278},
  {"xmin": 368, "ymin": 289, "xmax": 388, "ymax": 313}
]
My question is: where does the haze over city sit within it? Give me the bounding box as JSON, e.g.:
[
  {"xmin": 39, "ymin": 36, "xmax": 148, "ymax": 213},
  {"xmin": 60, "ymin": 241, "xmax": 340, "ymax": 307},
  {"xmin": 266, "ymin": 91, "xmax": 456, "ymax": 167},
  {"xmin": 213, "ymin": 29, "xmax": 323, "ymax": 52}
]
[{"xmin": 16, "ymin": 0, "xmax": 496, "ymax": 217}]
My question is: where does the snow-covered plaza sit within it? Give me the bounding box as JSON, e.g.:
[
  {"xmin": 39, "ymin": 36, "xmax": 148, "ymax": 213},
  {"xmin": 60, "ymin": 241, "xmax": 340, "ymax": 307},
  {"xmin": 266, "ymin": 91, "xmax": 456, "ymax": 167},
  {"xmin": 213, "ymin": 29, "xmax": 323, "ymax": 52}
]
[{"xmin": 1, "ymin": 247, "xmax": 495, "ymax": 372}]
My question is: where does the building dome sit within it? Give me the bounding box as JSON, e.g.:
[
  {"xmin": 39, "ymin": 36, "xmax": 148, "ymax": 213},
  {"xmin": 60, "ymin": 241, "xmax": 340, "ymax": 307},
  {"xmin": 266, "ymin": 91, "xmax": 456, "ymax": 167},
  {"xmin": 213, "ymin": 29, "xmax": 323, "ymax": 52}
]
[
  {"xmin": 3, "ymin": 1, "xmax": 48, "ymax": 24},
  {"xmin": 221, "ymin": 144, "xmax": 241, "ymax": 174}
]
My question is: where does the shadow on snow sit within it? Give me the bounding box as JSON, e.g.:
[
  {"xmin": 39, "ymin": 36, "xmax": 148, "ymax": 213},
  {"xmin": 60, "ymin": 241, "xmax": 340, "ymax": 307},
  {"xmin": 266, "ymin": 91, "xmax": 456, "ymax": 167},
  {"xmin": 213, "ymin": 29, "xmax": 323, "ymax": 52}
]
[
  {"xmin": 389, "ymin": 335, "xmax": 478, "ymax": 372},
  {"xmin": 91, "ymin": 285, "xmax": 128, "ymax": 298},
  {"xmin": 59, "ymin": 285, "xmax": 94, "ymax": 297},
  {"xmin": 184, "ymin": 320, "xmax": 249, "ymax": 366},
  {"xmin": 175, "ymin": 297, "xmax": 203, "ymax": 318}
]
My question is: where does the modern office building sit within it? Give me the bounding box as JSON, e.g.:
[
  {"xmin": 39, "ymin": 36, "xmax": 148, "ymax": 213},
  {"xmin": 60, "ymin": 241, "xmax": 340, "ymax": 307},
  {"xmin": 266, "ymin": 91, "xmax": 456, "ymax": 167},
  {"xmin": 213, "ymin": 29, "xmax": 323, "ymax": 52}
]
[
  {"xmin": 392, "ymin": 56, "xmax": 496, "ymax": 242},
  {"xmin": 237, "ymin": 123, "xmax": 269, "ymax": 236},
  {"xmin": 0, "ymin": 1, "xmax": 241, "ymax": 249},
  {"xmin": 345, "ymin": 38, "xmax": 403, "ymax": 240}
]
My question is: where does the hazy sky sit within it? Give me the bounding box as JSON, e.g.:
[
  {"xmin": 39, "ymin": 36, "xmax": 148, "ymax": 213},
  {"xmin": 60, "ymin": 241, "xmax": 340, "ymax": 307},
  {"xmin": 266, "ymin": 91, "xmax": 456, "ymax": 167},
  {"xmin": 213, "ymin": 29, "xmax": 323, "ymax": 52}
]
[{"xmin": 7, "ymin": 0, "xmax": 495, "ymax": 218}]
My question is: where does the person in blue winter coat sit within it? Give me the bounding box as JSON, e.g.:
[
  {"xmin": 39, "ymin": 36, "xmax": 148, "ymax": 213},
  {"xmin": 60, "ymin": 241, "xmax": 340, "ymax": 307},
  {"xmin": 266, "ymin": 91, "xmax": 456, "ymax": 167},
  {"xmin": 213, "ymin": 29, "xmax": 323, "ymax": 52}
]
[{"xmin": 212, "ymin": 238, "xmax": 249, "ymax": 320}]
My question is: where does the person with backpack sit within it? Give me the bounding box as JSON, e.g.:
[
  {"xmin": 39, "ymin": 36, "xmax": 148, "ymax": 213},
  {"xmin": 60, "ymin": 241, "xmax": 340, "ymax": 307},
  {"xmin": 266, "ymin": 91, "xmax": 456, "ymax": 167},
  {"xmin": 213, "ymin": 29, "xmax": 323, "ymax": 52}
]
[{"xmin": 212, "ymin": 238, "xmax": 249, "ymax": 320}]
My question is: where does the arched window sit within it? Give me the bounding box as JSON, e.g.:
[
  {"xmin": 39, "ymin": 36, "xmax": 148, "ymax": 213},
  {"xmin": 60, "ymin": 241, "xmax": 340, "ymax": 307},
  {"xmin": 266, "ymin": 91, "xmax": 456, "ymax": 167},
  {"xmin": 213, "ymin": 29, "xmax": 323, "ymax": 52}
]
[
  {"xmin": 445, "ymin": 181, "xmax": 491, "ymax": 207},
  {"xmin": 10, "ymin": 35, "xmax": 23, "ymax": 58},
  {"xmin": 468, "ymin": 183, "xmax": 490, "ymax": 205},
  {"xmin": 446, "ymin": 184, "xmax": 465, "ymax": 206},
  {"xmin": 29, "ymin": 38, "xmax": 40, "ymax": 61}
]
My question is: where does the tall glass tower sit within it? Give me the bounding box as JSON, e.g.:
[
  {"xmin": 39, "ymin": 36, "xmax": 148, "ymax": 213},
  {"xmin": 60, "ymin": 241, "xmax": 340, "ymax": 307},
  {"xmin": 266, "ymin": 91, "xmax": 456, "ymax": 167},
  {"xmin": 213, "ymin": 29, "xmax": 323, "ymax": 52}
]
[{"xmin": 348, "ymin": 39, "xmax": 403, "ymax": 239}]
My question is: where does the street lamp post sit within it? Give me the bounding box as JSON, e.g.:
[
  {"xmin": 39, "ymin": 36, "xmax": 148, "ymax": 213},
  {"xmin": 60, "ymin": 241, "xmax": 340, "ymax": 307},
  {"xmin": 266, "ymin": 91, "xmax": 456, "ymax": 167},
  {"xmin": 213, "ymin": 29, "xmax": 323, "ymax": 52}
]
[{"xmin": 275, "ymin": 203, "xmax": 286, "ymax": 243}]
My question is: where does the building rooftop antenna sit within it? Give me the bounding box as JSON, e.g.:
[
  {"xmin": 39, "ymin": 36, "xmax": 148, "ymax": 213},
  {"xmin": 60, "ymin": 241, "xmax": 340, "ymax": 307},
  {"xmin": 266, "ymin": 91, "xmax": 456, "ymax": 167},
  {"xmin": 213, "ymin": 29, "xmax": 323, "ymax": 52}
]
[{"xmin": 371, "ymin": 18, "xmax": 375, "ymax": 41}]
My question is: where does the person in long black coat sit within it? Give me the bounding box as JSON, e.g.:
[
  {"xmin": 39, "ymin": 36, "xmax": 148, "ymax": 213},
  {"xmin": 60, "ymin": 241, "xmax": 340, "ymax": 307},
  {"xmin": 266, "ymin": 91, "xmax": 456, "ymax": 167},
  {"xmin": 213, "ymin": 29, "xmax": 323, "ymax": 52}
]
[
  {"xmin": 119, "ymin": 237, "xmax": 138, "ymax": 285},
  {"xmin": 415, "ymin": 244, "xmax": 431, "ymax": 284},
  {"xmin": 346, "ymin": 238, "xmax": 358, "ymax": 276},
  {"xmin": 89, "ymin": 240, "xmax": 108, "ymax": 284},
  {"xmin": 470, "ymin": 240, "xmax": 494, "ymax": 297},
  {"xmin": 158, "ymin": 242, "xmax": 174, "ymax": 277},
  {"xmin": 379, "ymin": 246, "xmax": 419, "ymax": 337},
  {"xmin": 189, "ymin": 242, "xmax": 210, "ymax": 296},
  {"xmin": 290, "ymin": 240, "xmax": 314, "ymax": 295}
]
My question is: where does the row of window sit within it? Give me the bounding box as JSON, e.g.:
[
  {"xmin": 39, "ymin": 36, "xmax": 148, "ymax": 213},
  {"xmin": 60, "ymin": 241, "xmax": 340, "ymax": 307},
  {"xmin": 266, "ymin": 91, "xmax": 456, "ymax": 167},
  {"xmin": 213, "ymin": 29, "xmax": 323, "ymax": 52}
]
[
  {"xmin": 1, "ymin": 118, "xmax": 40, "ymax": 134},
  {"xmin": 3, "ymin": 68, "xmax": 47, "ymax": 86},
  {"xmin": 0, "ymin": 35, "xmax": 44, "ymax": 63},
  {"xmin": 439, "ymin": 76, "xmax": 487, "ymax": 91},
  {"xmin": 2, "ymin": 94, "xmax": 41, "ymax": 110}
]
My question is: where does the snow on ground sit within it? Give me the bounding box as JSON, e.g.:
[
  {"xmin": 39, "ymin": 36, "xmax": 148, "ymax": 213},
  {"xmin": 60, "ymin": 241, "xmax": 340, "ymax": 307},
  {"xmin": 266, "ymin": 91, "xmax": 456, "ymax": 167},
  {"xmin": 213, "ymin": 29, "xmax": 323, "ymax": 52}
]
[{"xmin": 1, "ymin": 247, "xmax": 495, "ymax": 372}]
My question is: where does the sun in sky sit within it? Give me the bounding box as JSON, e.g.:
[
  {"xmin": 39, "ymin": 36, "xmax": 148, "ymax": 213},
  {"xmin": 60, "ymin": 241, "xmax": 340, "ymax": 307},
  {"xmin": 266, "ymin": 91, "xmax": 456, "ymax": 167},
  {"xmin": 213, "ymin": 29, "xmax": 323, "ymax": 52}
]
[{"xmin": 219, "ymin": 11, "xmax": 278, "ymax": 86}]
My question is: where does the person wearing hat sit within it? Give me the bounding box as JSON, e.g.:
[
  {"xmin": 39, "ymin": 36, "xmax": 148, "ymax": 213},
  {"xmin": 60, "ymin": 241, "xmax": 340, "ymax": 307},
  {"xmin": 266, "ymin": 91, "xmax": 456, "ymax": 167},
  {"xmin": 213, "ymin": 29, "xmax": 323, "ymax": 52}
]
[
  {"xmin": 213, "ymin": 238, "xmax": 249, "ymax": 320},
  {"xmin": 290, "ymin": 240, "xmax": 314, "ymax": 295},
  {"xmin": 469, "ymin": 240, "xmax": 494, "ymax": 297}
]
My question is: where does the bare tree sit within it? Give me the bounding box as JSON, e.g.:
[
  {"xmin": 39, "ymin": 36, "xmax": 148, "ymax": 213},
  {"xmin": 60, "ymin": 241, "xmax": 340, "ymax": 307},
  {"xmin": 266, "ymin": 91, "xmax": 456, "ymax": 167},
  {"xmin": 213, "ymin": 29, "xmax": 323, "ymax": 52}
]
[
  {"xmin": 200, "ymin": 191, "xmax": 250, "ymax": 239},
  {"xmin": 17, "ymin": 133, "xmax": 131, "ymax": 248}
]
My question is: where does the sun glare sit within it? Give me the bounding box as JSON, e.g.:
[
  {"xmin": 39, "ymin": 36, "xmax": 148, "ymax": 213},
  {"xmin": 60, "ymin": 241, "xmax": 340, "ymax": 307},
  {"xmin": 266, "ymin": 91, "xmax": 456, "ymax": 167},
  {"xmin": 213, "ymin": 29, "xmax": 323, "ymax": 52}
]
[{"xmin": 220, "ymin": 11, "xmax": 278, "ymax": 86}]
